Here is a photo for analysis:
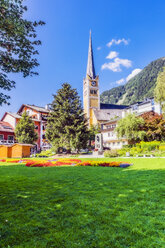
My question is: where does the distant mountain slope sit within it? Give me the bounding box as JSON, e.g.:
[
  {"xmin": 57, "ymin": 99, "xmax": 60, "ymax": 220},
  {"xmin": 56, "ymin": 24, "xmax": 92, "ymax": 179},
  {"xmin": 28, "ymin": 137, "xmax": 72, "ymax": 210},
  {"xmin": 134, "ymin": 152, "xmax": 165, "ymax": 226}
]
[{"xmin": 100, "ymin": 57, "xmax": 165, "ymax": 105}]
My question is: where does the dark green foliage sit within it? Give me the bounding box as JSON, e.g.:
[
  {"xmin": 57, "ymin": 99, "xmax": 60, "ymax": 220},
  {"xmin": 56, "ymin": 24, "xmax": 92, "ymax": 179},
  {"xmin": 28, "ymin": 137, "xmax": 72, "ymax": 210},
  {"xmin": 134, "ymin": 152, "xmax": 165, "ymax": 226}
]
[
  {"xmin": 0, "ymin": 160, "xmax": 165, "ymax": 247},
  {"xmin": 101, "ymin": 57, "xmax": 165, "ymax": 105},
  {"xmin": 0, "ymin": 0, "xmax": 45, "ymax": 105},
  {"xmin": 100, "ymin": 85, "xmax": 125, "ymax": 104},
  {"xmin": 15, "ymin": 111, "xmax": 38, "ymax": 144},
  {"xmin": 46, "ymin": 83, "xmax": 89, "ymax": 152}
]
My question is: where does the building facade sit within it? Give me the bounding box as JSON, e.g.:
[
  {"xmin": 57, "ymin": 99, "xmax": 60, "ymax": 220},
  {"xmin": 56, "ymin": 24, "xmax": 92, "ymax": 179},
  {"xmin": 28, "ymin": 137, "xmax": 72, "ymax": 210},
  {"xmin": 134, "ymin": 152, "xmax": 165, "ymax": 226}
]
[
  {"xmin": 101, "ymin": 118, "xmax": 128, "ymax": 150},
  {"xmin": 1, "ymin": 104, "xmax": 50, "ymax": 150},
  {"xmin": 0, "ymin": 121, "xmax": 15, "ymax": 145}
]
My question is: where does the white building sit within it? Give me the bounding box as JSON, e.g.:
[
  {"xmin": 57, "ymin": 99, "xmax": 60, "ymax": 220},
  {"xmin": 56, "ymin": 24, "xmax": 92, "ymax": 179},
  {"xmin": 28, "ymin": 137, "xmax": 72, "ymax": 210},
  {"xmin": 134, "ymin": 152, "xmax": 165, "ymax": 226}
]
[
  {"xmin": 101, "ymin": 118, "xmax": 128, "ymax": 150},
  {"xmin": 122, "ymin": 98, "xmax": 161, "ymax": 117},
  {"xmin": 101, "ymin": 98, "xmax": 162, "ymax": 150}
]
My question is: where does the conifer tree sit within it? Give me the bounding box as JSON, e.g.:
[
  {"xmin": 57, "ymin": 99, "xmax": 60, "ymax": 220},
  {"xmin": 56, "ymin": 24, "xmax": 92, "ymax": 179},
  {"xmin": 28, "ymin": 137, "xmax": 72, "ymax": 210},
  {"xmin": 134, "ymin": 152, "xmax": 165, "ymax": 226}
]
[
  {"xmin": 15, "ymin": 111, "xmax": 38, "ymax": 144},
  {"xmin": 46, "ymin": 83, "xmax": 89, "ymax": 152}
]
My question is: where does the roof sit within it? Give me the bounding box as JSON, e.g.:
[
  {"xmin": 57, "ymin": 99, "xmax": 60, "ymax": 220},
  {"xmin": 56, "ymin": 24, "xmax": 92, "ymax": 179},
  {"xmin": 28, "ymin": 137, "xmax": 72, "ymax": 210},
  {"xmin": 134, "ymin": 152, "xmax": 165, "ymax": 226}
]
[
  {"xmin": 1, "ymin": 112, "xmax": 41, "ymax": 123},
  {"xmin": 93, "ymin": 109, "xmax": 122, "ymax": 121},
  {"xmin": 100, "ymin": 103, "xmax": 128, "ymax": 110},
  {"xmin": 86, "ymin": 30, "xmax": 96, "ymax": 79},
  {"xmin": 18, "ymin": 104, "xmax": 50, "ymax": 114},
  {"xmin": 100, "ymin": 117, "xmax": 121, "ymax": 125},
  {"xmin": 0, "ymin": 121, "xmax": 14, "ymax": 133},
  {"xmin": 125, "ymin": 98, "xmax": 154, "ymax": 109},
  {"xmin": 1, "ymin": 112, "xmax": 21, "ymax": 121}
]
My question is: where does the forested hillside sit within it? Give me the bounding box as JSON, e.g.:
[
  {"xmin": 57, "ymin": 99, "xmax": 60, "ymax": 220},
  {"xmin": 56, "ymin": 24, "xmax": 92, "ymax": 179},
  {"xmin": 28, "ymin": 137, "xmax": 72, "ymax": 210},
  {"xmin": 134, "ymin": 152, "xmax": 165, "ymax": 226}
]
[{"xmin": 100, "ymin": 57, "xmax": 165, "ymax": 105}]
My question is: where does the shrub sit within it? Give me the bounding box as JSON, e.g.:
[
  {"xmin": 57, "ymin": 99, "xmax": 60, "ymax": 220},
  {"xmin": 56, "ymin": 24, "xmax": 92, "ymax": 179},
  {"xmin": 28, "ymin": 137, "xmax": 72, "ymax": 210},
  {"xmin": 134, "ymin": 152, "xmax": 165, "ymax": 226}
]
[
  {"xmin": 159, "ymin": 145, "xmax": 165, "ymax": 151},
  {"xmin": 36, "ymin": 149, "xmax": 55, "ymax": 157},
  {"xmin": 138, "ymin": 141, "xmax": 160, "ymax": 151},
  {"xmin": 104, "ymin": 149, "xmax": 119, "ymax": 157}
]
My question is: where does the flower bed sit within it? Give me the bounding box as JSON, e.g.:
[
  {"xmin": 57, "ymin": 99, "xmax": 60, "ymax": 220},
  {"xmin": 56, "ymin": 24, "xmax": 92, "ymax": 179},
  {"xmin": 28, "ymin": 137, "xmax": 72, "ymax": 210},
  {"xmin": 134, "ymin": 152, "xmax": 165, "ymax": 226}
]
[
  {"xmin": 0, "ymin": 159, "xmax": 131, "ymax": 168},
  {"xmin": 76, "ymin": 161, "xmax": 131, "ymax": 168}
]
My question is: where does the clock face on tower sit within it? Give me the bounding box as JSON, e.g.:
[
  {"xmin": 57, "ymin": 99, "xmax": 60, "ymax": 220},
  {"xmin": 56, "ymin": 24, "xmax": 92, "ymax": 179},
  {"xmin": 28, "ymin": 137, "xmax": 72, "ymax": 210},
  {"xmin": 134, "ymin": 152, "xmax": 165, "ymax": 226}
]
[{"xmin": 91, "ymin": 81, "xmax": 96, "ymax": 86}]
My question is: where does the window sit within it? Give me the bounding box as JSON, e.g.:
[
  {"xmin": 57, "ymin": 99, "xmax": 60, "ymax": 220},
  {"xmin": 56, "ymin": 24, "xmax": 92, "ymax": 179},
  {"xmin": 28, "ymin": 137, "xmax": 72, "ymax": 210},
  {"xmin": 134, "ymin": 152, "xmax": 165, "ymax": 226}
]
[
  {"xmin": 132, "ymin": 105, "xmax": 138, "ymax": 110},
  {"xmin": 90, "ymin": 90, "xmax": 97, "ymax": 95},
  {"xmin": 151, "ymin": 99, "xmax": 154, "ymax": 106},
  {"xmin": 42, "ymin": 134, "xmax": 46, "ymax": 139},
  {"xmin": 0, "ymin": 135, "xmax": 4, "ymax": 140},
  {"xmin": 8, "ymin": 135, "xmax": 14, "ymax": 141},
  {"xmin": 35, "ymin": 125, "xmax": 38, "ymax": 130}
]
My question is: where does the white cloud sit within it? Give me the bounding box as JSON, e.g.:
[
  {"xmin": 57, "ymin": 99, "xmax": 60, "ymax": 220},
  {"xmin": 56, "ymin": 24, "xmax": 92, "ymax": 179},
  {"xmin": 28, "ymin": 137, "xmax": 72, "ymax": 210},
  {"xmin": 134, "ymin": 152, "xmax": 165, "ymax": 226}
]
[
  {"xmin": 101, "ymin": 57, "xmax": 132, "ymax": 72},
  {"xmin": 126, "ymin": 68, "xmax": 142, "ymax": 82},
  {"xmin": 116, "ymin": 78, "xmax": 125, "ymax": 85},
  {"xmin": 106, "ymin": 51, "xmax": 119, "ymax": 59},
  {"xmin": 97, "ymin": 46, "xmax": 102, "ymax": 50},
  {"xmin": 107, "ymin": 38, "xmax": 129, "ymax": 48}
]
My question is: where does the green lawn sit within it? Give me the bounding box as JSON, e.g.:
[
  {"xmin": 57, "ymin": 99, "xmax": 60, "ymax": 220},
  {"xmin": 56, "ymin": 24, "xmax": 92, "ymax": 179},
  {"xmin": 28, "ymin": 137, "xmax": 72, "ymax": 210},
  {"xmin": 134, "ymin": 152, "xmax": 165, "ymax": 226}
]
[{"xmin": 0, "ymin": 158, "xmax": 165, "ymax": 248}]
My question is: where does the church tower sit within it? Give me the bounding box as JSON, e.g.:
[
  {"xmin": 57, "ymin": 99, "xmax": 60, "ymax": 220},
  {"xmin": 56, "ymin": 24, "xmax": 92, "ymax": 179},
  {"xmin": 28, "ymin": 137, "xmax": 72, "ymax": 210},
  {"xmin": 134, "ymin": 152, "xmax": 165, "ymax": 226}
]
[{"xmin": 83, "ymin": 31, "xmax": 100, "ymax": 126}]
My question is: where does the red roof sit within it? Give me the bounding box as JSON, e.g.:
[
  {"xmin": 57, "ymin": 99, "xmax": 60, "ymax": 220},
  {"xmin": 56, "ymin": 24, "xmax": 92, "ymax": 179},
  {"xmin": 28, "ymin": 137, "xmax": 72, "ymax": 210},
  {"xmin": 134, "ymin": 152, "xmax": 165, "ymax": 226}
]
[{"xmin": 0, "ymin": 121, "xmax": 14, "ymax": 133}]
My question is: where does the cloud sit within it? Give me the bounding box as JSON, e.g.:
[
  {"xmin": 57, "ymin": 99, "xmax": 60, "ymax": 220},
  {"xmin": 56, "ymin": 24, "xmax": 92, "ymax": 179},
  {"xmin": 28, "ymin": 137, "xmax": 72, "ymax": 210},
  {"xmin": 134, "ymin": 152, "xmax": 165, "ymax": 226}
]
[
  {"xmin": 106, "ymin": 51, "xmax": 119, "ymax": 59},
  {"xmin": 97, "ymin": 46, "xmax": 102, "ymax": 50},
  {"xmin": 107, "ymin": 38, "xmax": 129, "ymax": 48},
  {"xmin": 116, "ymin": 78, "xmax": 125, "ymax": 85},
  {"xmin": 126, "ymin": 68, "xmax": 142, "ymax": 82},
  {"xmin": 101, "ymin": 57, "xmax": 132, "ymax": 72}
]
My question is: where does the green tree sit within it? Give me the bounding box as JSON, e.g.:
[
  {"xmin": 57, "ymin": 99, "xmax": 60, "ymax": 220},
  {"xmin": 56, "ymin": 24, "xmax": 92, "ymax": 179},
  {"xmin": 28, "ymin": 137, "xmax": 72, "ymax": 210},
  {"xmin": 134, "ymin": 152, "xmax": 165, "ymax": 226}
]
[
  {"xmin": 0, "ymin": 0, "xmax": 45, "ymax": 105},
  {"xmin": 46, "ymin": 83, "xmax": 89, "ymax": 153},
  {"xmin": 154, "ymin": 67, "xmax": 165, "ymax": 113},
  {"xmin": 15, "ymin": 111, "xmax": 38, "ymax": 144},
  {"xmin": 115, "ymin": 114, "xmax": 146, "ymax": 143}
]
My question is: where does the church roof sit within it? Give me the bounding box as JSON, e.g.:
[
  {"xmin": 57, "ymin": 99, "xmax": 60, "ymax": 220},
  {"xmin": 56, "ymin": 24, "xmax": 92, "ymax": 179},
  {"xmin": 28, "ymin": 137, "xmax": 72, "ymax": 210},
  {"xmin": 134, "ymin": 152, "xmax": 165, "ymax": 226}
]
[
  {"xmin": 100, "ymin": 103, "xmax": 128, "ymax": 110},
  {"xmin": 93, "ymin": 109, "xmax": 122, "ymax": 121},
  {"xmin": 86, "ymin": 31, "xmax": 96, "ymax": 79}
]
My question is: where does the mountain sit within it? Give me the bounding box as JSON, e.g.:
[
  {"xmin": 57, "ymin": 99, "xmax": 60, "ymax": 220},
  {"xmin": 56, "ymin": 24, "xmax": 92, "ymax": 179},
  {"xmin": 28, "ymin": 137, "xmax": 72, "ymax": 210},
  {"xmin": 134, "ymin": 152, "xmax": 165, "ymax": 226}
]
[{"xmin": 100, "ymin": 57, "xmax": 165, "ymax": 105}]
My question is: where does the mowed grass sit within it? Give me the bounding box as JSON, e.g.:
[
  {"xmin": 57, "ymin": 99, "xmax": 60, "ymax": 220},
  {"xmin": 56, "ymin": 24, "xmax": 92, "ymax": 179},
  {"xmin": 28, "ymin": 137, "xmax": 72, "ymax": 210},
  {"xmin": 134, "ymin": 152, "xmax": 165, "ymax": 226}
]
[{"xmin": 0, "ymin": 158, "xmax": 165, "ymax": 248}]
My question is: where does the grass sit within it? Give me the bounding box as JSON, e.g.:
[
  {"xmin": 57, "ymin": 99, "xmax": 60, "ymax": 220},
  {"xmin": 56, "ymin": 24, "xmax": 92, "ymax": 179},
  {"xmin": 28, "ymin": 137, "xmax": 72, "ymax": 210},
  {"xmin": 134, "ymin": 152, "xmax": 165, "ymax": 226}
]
[{"xmin": 0, "ymin": 158, "xmax": 165, "ymax": 248}]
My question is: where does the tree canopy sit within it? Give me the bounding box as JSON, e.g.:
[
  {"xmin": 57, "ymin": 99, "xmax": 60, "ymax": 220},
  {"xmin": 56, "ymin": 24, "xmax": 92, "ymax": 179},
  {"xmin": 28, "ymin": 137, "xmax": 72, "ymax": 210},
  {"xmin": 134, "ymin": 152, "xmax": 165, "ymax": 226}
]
[
  {"xmin": 46, "ymin": 83, "xmax": 89, "ymax": 152},
  {"xmin": 154, "ymin": 67, "xmax": 165, "ymax": 113},
  {"xmin": 0, "ymin": 0, "xmax": 45, "ymax": 105},
  {"xmin": 141, "ymin": 111, "xmax": 165, "ymax": 141},
  {"xmin": 115, "ymin": 113, "xmax": 146, "ymax": 143},
  {"xmin": 15, "ymin": 111, "xmax": 38, "ymax": 144}
]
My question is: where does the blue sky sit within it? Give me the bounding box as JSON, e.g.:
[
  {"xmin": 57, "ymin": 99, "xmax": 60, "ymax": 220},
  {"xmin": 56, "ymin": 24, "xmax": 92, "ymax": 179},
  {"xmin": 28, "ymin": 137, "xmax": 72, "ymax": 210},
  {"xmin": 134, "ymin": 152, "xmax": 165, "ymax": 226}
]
[{"xmin": 1, "ymin": 0, "xmax": 165, "ymax": 118}]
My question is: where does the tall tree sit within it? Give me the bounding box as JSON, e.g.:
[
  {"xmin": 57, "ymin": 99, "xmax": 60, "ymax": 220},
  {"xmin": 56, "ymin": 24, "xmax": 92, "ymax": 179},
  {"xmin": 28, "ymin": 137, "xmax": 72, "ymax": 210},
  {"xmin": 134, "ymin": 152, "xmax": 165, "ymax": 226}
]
[
  {"xmin": 15, "ymin": 111, "xmax": 38, "ymax": 144},
  {"xmin": 141, "ymin": 111, "xmax": 165, "ymax": 141},
  {"xmin": 0, "ymin": 0, "xmax": 45, "ymax": 105},
  {"xmin": 154, "ymin": 67, "xmax": 165, "ymax": 113},
  {"xmin": 115, "ymin": 113, "xmax": 146, "ymax": 143},
  {"xmin": 46, "ymin": 83, "xmax": 89, "ymax": 152}
]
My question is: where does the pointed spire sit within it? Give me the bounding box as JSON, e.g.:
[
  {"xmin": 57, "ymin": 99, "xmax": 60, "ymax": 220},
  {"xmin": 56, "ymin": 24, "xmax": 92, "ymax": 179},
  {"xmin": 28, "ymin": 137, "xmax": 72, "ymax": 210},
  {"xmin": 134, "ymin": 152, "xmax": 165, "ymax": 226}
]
[{"xmin": 86, "ymin": 30, "xmax": 96, "ymax": 79}]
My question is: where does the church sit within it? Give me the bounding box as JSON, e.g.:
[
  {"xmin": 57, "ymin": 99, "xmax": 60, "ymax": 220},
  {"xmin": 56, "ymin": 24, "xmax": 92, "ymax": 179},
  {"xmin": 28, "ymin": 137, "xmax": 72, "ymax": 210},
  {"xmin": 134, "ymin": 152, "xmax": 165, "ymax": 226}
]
[{"xmin": 83, "ymin": 31, "xmax": 128, "ymax": 127}]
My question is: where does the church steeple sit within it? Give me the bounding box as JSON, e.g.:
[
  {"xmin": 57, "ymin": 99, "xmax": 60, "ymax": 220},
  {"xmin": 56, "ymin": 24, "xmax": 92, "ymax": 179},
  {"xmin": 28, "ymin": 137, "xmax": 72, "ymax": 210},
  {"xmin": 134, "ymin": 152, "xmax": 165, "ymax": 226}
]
[
  {"xmin": 86, "ymin": 30, "xmax": 96, "ymax": 79},
  {"xmin": 83, "ymin": 31, "xmax": 100, "ymax": 126}
]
